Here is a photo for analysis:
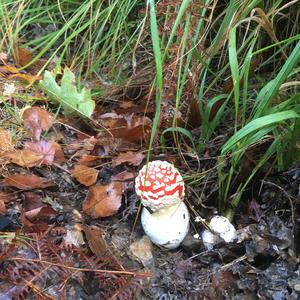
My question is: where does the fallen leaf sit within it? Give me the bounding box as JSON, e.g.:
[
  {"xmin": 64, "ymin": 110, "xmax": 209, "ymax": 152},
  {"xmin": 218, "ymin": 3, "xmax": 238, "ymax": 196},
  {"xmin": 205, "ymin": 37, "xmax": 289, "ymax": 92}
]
[
  {"xmin": 52, "ymin": 142, "xmax": 66, "ymax": 163},
  {"xmin": 15, "ymin": 47, "xmax": 32, "ymax": 67},
  {"xmin": 39, "ymin": 68, "xmax": 95, "ymax": 118},
  {"xmin": 22, "ymin": 106, "xmax": 53, "ymax": 140},
  {"xmin": 112, "ymin": 171, "xmax": 135, "ymax": 181},
  {"xmin": 0, "ymin": 129, "xmax": 14, "ymax": 153},
  {"xmin": 112, "ymin": 151, "xmax": 145, "ymax": 167},
  {"xmin": 4, "ymin": 141, "xmax": 55, "ymax": 167},
  {"xmin": 71, "ymin": 164, "xmax": 99, "ymax": 186},
  {"xmin": 81, "ymin": 225, "xmax": 109, "ymax": 256},
  {"xmin": 97, "ymin": 112, "xmax": 152, "ymax": 143},
  {"xmin": 0, "ymin": 200, "xmax": 6, "ymax": 214},
  {"xmin": 78, "ymin": 155, "xmax": 99, "ymax": 166},
  {"xmin": 3, "ymin": 174, "xmax": 55, "ymax": 190},
  {"xmin": 83, "ymin": 182, "xmax": 122, "ymax": 218},
  {"xmin": 24, "ymin": 141, "xmax": 55, "ymax": 165},
  {"xmin": 22, "ymin": 192, "xmax": 57, "ymax": 223}
]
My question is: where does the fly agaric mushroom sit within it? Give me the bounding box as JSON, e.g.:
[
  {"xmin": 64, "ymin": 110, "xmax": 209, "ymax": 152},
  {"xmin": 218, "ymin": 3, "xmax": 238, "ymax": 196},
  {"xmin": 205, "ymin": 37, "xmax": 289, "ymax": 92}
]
[
  {"xmin": 201, "ymin": 215, "xmax": 236, "ymax": 250},
  {"xmin": 135, "ymin": 160, "xmax": 189, "ymax": 249}
]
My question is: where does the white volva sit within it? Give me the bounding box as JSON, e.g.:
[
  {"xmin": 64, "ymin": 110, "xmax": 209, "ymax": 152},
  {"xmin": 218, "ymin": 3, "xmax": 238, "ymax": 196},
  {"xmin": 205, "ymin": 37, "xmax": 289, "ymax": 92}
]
[{"xmin": 141, "ymin": 201, "xmax": 190, "ymax": 249}]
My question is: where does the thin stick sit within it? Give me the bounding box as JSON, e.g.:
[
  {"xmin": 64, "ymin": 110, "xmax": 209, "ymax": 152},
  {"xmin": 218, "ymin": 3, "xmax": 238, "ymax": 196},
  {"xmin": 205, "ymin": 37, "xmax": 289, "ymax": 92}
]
[{"xmin": 8, "ymin": 257, "xmax": 152, "ymax": 277}]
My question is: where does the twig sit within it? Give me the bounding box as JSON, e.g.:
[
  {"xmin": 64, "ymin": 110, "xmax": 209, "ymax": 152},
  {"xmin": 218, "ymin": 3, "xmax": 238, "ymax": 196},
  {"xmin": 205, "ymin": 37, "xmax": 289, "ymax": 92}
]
[{"xmin": 8, "ymin": 257, "xmax": 152, "ymax": 277}]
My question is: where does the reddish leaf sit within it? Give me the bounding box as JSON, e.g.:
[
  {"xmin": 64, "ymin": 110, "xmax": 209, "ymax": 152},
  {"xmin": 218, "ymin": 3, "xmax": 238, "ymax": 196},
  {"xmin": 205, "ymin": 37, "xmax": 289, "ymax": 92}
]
[
  {"xmin": 83, "ymin": 182, "xmax": 123, "ymax": 218},
  {"xmin": 22, "ymin": 106, "xmax": 53, "ymax": 140},
  {"xmin": 71, "ymin": 164, "xmax": 99, "ymax": 186},
  {"xmin": 4, "ymin": 141, "xmax": 55, "ymax": 167},
  {"xmin": 24, "ymin": 141, "xmax": 55, "ymax": 165},
  {"xmin": 3, "ymin": 174, "xmax": 55, "ymax": 190},
  {"xmin": 112, "ymin": 151, "xmax": 145, "ymax": 167}
]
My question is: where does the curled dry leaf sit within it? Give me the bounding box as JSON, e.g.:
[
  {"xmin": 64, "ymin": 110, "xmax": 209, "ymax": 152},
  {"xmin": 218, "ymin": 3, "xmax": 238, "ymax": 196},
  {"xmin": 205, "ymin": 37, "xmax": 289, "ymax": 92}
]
[
  {"xmin": 83, "ymin": 182, "xmax": 123, "ymax": 218},
  {"xmin": 112, "ymin": 151, "xmax": 145, "ymax": 167},
  {"xmin": 97, "ymin": 112, "xmax": 152, "ymax": 143},
  {"xmin": 3, "ymin": 174, "xmax": 55, "ymax": 190},
  {"xmin": 4, "ymin": 141, "xmax": 55, "ymax": 167},
  {"xmin": 22, "ymin": 106, "xmax": 53, "ymax": 140},
  {"xmin": 71, "ymin": 164, "xmax": 99, "ymax": 186}
]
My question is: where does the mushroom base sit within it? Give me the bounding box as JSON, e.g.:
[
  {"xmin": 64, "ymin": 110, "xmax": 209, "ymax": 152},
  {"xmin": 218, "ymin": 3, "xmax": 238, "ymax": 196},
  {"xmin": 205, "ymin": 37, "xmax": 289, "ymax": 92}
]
[{"xmin": 141, "ymin": 201, "xmax": 190, "ymax": 249}]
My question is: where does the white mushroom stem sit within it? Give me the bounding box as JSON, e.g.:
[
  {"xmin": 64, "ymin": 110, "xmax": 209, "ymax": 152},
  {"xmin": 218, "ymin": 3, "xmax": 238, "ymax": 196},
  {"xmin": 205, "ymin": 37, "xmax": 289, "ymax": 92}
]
[{"xmin": 141, "ymin": 201, "xmax": 190, "ymax": 249}]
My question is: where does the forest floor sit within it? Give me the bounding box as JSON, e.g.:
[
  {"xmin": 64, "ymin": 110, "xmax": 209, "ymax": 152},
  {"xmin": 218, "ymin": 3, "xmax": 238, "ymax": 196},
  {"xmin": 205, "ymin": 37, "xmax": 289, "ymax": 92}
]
[{"xmin": 0, "ymin": 48, "xmax": 299, "ymax": 300}]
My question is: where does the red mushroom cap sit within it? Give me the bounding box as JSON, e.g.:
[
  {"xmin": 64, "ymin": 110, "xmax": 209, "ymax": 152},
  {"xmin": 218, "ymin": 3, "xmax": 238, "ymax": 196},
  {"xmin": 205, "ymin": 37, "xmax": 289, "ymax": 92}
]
[{"xmin": 135, "ymin": 160, "xmax": 185, "ymax": 211}]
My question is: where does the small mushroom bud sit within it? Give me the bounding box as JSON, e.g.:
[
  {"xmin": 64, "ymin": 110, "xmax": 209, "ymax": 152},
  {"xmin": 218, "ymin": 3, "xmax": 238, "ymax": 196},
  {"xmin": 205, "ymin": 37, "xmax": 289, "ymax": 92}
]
[
  {"xmin": 135, "ymin": 160, "xmax": 189, "ymax": 249},
  {"xmin": 201, "ymin": 215, "xmax": 237, "ymax": 250}
]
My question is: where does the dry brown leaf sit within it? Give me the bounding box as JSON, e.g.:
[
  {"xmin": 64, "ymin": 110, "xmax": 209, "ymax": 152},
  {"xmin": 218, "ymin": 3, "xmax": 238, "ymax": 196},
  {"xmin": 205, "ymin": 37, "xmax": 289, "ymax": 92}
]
[
  {"xmin": 83, "ymin": 182, "xmax": 122, "ymax": 218},
  {"xmin": 22, "ymin": 192, "xmax": 56, "ymax": 223},
  {"xmin": 4, "ymin": 141, "xmax": 55, "ymax": 167},
  {"xmin": 78, "ymin": 155, "xmax": 99, "ymax": 166},
  {"xmin": 81, "ymin": 225, "xmax": 109, "ymax": 256},
  {"xmin": 112, "ymin": 151, "xmax": 145, "ymax": 167},
  {"xmin": 4, "ymin": 174, "xmax": 55, "ymax": 190},
  {"xmin": 52, "ymin": 142, "xmax": 66, "ymax": 163},
  {"xmin": 71, "ymin": 164, "xmax": 98, "ymax": 187},
  {"xmin": 0, "ymin": 129, "xmax": 14, "ymax": 153},
  {"xmin": 97, "ymin": 112, "xmax": 152, "ymax": 143},
  {"xmin": 112, "ymin": 171, "xmax": 135, "ymax": 182},
  {"xmin": 22, "ymin": 106, "xmax": 53, "ymax": 140},
  {"xmin": 0, "ymin": 199, "xmax": 6, "ymax": 214},
  {"xmin": 15, "ymin": 47, "xmax": 32, "ymax": 66}
]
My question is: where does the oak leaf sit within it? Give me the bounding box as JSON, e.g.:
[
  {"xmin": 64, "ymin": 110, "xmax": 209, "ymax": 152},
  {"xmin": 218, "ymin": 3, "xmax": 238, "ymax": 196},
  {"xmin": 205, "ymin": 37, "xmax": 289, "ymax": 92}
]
[
  {"xmin": 39, "ymin": 68, "xmax": 95, "ymax": 118},
  {"xmin": 83, "ymin": 182, "xmax": 122, "ymax": 218}
]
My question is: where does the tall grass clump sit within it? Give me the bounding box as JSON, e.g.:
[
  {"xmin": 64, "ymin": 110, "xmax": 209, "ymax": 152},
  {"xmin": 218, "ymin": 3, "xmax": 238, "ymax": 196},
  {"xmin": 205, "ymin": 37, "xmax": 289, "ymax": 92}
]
[{"xmin": 0, "ymin": 0, "xmax": 146, "ymax": 81}]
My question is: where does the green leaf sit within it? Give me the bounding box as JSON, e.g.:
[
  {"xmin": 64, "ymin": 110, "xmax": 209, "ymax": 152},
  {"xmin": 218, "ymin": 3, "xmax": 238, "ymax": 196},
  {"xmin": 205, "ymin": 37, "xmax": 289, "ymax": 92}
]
[{"xmin": 39, "ymin": 69, "xmax": 95, "ymax": 118}]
